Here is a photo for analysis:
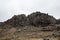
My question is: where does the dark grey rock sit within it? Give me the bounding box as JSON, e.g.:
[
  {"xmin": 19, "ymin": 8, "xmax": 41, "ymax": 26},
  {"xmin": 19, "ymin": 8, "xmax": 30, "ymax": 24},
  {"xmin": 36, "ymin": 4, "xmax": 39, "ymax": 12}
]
[
  {"xmin": 4, "ymin": 14, "xmax": 27, "ymax": 27},
  {"xmin": 4, "ymin": 11, "xmax": 56, "ymax": 27},
  {"xmin": 27, "ymin": 11, "xmax": 56, "ymax": 27},
  {"xmin": 56, "ymin": 19, "xmax": 60, "ymax": 24}
]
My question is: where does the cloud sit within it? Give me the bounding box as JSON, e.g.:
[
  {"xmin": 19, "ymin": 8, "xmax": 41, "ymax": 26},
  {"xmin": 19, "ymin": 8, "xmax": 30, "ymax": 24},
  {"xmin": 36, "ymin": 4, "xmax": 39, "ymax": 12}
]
[{"xmin": 0, "ymin": 0, "xmax": 60, "ymax": 22}]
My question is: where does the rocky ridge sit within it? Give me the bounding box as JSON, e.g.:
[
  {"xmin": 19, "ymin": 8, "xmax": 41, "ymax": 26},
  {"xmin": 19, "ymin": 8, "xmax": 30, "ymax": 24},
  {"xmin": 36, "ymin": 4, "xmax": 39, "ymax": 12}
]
[
  {"xmin": 0, "ymin": 11, "xmax": 60, "ymax": 40},
  {"xmin": 4, "ymin": 11, "xmax": 56, "ymax": 27}
]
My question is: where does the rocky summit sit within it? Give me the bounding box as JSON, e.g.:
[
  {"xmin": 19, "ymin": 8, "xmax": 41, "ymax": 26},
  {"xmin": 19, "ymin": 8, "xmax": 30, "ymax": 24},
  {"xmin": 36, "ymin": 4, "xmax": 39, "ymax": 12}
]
[
  {"xmin": 0, "ymin": 11, "xmax": 60, "ymax": 40},
  {"xmin": 4, "ymin": 11, "xmax": 56, "ymax": 27}
]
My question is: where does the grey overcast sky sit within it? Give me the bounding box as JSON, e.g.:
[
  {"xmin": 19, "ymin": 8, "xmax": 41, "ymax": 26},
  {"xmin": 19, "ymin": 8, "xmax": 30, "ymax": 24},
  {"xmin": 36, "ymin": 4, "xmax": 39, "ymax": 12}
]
[{"xmin": 0, "ymin": 0, "xmax": 60, "ymax": 22}]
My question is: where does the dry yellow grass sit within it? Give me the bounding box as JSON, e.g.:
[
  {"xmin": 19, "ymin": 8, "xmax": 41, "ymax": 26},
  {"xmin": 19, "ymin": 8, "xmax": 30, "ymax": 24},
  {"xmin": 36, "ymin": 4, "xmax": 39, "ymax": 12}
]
[{"xmin": 0, "ymin": 27, "xmax": 60, "ymax": 40}]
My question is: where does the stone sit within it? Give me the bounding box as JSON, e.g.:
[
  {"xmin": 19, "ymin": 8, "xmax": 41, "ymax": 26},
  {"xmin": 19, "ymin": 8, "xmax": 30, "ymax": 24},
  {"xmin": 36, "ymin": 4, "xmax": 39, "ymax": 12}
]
[{"xmin": 4, "ymin": 11, "xmax": 56, "ymax": 27}]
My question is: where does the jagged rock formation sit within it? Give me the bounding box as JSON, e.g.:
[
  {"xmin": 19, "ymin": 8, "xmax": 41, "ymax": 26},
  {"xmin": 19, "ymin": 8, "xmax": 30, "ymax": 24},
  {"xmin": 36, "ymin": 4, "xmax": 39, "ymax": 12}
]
[
  {"xmin": 4, "ymin": 11, "xmax": 56, "ymax": 27},
  {"xmin": 27, "ymin": 12, "xmax": 56, "ymax": 26},
  {"xmin": 4, "ymin": 14, "xmax": 27, "ymax": 27}
]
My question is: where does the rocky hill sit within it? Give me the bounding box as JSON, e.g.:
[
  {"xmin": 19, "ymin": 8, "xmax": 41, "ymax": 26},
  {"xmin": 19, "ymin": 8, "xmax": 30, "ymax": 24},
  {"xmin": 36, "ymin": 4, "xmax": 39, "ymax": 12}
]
[
  {"xmin": 0, "ymin": 11, "xmax": 60, "ymax": 40},
  {"xmin": 4, "ymin": 11, "xmax": 56, "ymax": 27}
]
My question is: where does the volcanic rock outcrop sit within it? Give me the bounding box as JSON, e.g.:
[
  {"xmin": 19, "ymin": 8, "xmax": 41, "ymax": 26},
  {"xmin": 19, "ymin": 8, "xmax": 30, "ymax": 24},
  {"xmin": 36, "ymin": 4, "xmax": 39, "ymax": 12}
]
[
  {"xmin": 27, "ymin": 12, "xmax": 56, "ymax": 26},
  {"xmin": 4, "ymin": 11, "xmax": 56, "ymax": 27},
  {"xmin": 4, "ymin": 14, "xmax": 27, "ymax": 27}
]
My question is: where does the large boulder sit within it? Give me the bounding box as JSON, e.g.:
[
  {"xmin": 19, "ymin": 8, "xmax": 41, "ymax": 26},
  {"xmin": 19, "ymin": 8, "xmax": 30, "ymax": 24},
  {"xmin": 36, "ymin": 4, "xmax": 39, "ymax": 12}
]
[
  {"xmin": 4, "ymin": 14, "xmax": 27, "ymax": 27},
  {"xmin": 27, "ymin": 11, "xmax": 56, "ymax": 26}
]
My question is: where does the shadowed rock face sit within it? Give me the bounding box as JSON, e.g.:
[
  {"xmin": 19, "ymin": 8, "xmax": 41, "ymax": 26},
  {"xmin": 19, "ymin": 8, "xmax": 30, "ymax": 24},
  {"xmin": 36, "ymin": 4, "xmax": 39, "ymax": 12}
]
[
  {"xmin": 0, "ymin": 22, "xmax": 4, "ymax": 26},
  {"xmin": 4, "ymin": 11, "xmax": 56, "ymax": 27},
  {"xmin": 27, "ymin": 12, "xmax": 56, "ymax": 26},
  {"xmin": 0, "ymin": 22, "xmax": 2, "ymax": 25},
  {"xmin": 4, "ymin": 14, "xmax": 27, "ymax": 27},
  {"xmin": 56, "ymin": 19, "xmax": 60, "ymax": 24}
]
